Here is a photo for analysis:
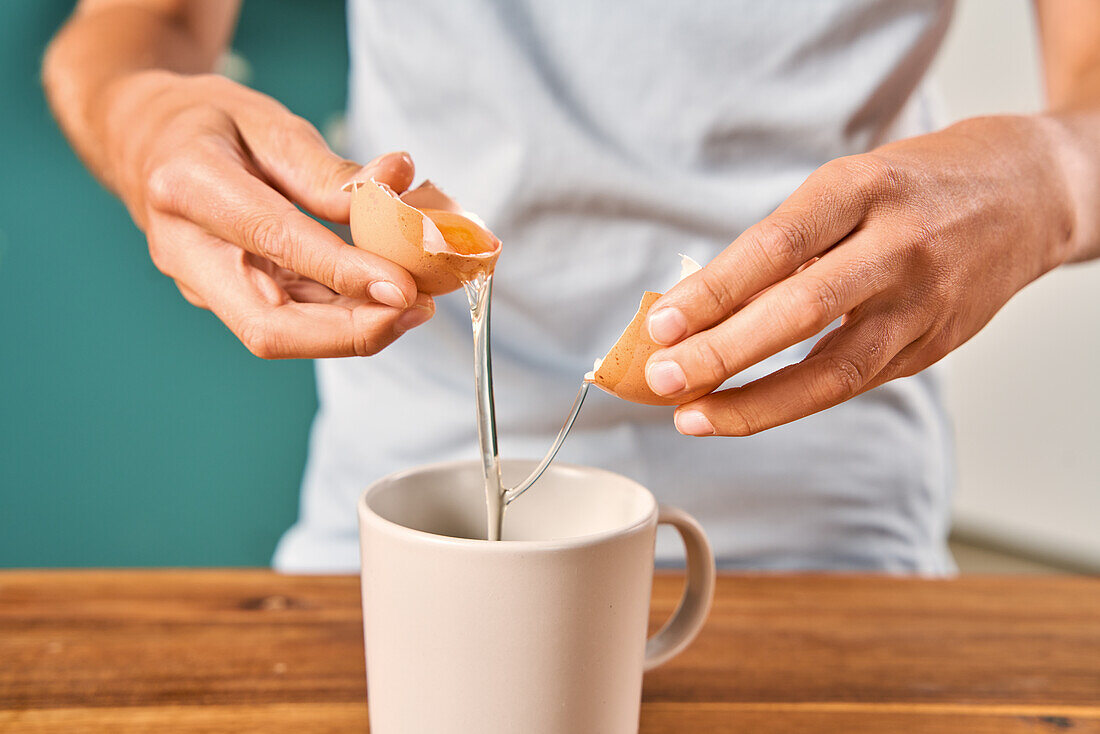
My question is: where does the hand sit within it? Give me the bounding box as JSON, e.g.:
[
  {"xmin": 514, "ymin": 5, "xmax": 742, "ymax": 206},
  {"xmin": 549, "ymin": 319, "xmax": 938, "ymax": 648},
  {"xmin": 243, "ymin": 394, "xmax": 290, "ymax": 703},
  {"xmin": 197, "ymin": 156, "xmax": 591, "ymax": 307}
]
[
  {"xmin": 100, "ymin": 71, "xmax": 433, "ymax": 359},
  {"xmin": 643, "ymin": 115, "xmax": 1077, "ymax": 436}
]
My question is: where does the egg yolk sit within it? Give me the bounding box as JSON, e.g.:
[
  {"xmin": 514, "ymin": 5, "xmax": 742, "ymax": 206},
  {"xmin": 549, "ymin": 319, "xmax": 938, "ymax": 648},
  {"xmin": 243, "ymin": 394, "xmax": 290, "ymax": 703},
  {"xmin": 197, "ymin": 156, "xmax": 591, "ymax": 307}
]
[{"xmin": 423, "ymin": 210, "xmax": 498, "ymax": 255}]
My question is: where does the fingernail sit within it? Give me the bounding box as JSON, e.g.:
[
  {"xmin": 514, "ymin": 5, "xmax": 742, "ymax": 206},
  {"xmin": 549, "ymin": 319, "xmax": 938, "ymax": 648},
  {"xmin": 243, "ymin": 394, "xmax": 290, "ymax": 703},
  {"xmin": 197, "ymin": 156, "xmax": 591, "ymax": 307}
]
[
  {"xmin": 394, "ymin": 306, "xmax": 432, "ymax": 334},
  {"xmin": 361, "ymin": 151, "xmax": 413, "ymax": 189},
  {"xmin": 369, "ymin": 281, "xmax": 408, "ymax": 308},
  {"xmin": 648, "ymin": 307, "xmax": 688, "ymax": 345},
  {"xmin": 675, "ymin": 410, "xmax": 715, "ymax": 436},
  {"xmin": 647, "ymin": 360, "xmax": 688, "ymax": 396},
  {"xmin": 360, "ymin": 156, "xmax": 386, "ymax": 177},
  {"xmin": 367, "ymin": 151, "xmax": 410, "ymax": 166}
]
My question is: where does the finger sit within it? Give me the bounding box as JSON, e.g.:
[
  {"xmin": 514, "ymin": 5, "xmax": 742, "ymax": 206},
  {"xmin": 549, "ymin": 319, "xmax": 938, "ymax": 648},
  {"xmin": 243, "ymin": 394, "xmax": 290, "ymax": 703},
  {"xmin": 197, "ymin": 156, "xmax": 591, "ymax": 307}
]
[
  {"xmin": 341, "ymin": 151, "xmax": 416, "ymax": 197},
  {"xmin": 673, "ymin": 309, "xmax": 922, "ymax": 436},
  {"xmin": 216, "ymin": 257, "xmax": 433, "ymax": 359},
  {"xmin": 233, "ymin": 103, "xmax": 415, "ymax": 221},
  {"xmin": 148, "ymin": 218, "xmax": 211, "ymax": 310},
  {"xmin": 235, "ymin": 294, "xmax": 431, "ymax": 359},
  {"xmin": 250, "ymin": 255, "xmax": 437, "ymax": 313},
  {"xmin": 645, "ymin": 244, "xmax": 894, "ymax": 401},
  {"xmin": 646, "ymin": 156, "xmax": 885, "ymax": 346},
  {"xmin": 857, "ymin": 331, "xmax": 943, "ymax": 393},
  {"xmin": 159, "ymin": 219, "xmax": 434, "ymax": 358},
  {"xmin": 263, "ymin": 145, "xmax": 414, "ymax": 223},
  {"xmin": 739, "ymin": 256, "xmax": 820, "ymax": 308},
  {"xmin": 176, "ymin": 282, "xmax": 208, "ymax": 309},
  {"xmin": 149, "ymin": 149, "xmax": 417, "ymax": 307}
]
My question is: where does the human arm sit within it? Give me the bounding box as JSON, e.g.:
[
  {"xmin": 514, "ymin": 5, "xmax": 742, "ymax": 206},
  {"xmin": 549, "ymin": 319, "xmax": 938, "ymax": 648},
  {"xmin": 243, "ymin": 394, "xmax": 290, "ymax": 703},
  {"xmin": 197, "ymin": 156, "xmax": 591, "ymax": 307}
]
[
  {"xmin": 643, "ymin": 0, "xmax": 1100, "ymax": 436},
  {"xmin": 43, "ymin": 0, "xmax": 432, "ymax": 359}
]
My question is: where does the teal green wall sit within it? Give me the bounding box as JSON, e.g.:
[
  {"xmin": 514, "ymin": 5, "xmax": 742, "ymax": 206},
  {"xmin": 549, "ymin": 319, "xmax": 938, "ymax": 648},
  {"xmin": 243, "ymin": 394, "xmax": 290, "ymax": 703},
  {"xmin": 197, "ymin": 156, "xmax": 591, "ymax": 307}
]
[{"xmin": 0, "ymin": 1, "xmax": 351, "ymax": 567}]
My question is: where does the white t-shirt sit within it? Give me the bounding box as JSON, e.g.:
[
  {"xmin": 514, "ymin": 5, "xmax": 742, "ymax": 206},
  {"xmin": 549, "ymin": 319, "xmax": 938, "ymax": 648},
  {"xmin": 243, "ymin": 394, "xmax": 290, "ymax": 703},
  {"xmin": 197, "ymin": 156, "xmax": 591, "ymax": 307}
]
[{"xmin": 275, "ymin": 0, "xmax": 958, "ymax": 573}]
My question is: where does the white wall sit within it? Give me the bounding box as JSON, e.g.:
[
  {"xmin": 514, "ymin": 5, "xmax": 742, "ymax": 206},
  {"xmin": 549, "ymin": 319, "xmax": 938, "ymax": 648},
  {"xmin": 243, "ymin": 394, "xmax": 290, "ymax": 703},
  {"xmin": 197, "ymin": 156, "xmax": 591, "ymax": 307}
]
[{"xmin": 929, "ymin": 0, "xmax": 1100, "ymax": 566}]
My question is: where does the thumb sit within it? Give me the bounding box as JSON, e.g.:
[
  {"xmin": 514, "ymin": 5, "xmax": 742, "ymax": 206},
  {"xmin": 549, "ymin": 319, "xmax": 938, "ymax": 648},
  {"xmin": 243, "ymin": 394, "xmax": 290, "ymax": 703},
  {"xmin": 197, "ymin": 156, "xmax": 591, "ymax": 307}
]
[
  {"xmin": 295, "ymin": 145, "xmax": 415, "ymax": 223},
  {"xmin": 243, "ymin": 113, "xmax": 415, "ymax": 223},
  {"xmin": 343, "ymin": 151, "xmax": 416, "ymax": 195},
  {"xmin": 322, "ymin": 150, "xmax": 416, "ymax": 224}
]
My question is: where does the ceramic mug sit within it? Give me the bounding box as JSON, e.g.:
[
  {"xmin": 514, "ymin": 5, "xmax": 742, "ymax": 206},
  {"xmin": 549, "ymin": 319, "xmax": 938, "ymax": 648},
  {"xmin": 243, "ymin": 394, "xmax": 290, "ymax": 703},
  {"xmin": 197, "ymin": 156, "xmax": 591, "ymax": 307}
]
[{"xmin": 357, "ymin": 458, "xmax": 715, "ymax": 733}]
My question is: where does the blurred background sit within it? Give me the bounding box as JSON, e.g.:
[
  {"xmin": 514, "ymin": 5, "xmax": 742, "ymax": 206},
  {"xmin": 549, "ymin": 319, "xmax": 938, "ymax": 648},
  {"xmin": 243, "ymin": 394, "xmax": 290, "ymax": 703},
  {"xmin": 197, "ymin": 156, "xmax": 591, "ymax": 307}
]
[
  {"xmin": 0, "ymin": 0, "xmax": 339, "ymax": 567},
  {"xmin": 1, "ymin": 0, "xmax": 1096, "ymax": 571}
]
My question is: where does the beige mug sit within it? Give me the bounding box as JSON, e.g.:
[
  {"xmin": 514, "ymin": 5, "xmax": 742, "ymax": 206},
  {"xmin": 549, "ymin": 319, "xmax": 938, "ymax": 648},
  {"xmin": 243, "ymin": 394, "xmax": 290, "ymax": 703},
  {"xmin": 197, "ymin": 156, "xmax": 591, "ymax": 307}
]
[{"xmin": 357, "ymin": 459, "xmax": 715, "ymax": 734}]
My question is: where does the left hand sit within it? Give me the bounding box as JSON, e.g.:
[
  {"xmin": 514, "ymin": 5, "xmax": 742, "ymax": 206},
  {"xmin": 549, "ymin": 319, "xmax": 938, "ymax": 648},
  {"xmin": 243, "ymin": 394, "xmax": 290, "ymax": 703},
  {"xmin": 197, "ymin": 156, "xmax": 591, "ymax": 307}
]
[{"xmin": 644, "ymin": 115, "xmax": 1077, "ymax": 436}]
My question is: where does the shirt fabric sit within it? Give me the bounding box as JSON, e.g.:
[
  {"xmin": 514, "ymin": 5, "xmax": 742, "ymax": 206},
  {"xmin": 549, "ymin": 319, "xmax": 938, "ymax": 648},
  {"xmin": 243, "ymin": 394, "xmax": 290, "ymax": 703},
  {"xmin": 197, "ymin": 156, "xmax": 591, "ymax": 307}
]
[{"xmin": 274, "ymin": 0, "xmax": 958, "ymax": 574}]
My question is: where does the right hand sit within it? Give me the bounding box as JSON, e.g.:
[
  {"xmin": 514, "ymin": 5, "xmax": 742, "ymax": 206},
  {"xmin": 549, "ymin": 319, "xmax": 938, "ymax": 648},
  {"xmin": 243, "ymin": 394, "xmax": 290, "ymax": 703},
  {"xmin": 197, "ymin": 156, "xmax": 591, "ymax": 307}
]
[{"xmin": 101, "ymin": 71, "xmax": 433, "ymax": 359}]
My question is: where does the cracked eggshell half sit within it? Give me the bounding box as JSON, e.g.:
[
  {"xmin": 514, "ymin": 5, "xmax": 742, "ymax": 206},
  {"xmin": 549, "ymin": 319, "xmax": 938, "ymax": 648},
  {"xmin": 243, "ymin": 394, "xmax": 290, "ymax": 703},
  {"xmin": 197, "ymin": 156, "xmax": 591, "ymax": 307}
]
[
  {"xmin": 346, "ymin": 179, "xmax": 501, "ymax": 295},
  {"xmin": 586, "ymin": 255, "xmax": 712, "ymax": 406}
]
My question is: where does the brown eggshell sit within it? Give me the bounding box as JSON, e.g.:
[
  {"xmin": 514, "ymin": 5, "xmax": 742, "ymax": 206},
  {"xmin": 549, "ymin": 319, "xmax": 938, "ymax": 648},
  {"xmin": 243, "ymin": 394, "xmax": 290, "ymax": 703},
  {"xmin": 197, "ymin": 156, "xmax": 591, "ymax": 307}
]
[
  {"xmin": 587, "ymin": 255, "xmax": 711, "ymax": 406},
  {"xmin": 399, "ymin": 180, "xmax": 464, "ymax": 214},
  {"xmin": 348, "ymin": 179, "xmax": 501, "ymax": 295}
]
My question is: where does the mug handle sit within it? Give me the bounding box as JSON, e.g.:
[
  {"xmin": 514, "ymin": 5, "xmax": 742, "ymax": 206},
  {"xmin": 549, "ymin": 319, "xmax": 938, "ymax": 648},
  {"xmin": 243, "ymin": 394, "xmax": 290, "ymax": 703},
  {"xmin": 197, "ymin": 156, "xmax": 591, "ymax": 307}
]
[{"xmin": 644, "ymin": 504, "xmax": 717, "ymax": 671}]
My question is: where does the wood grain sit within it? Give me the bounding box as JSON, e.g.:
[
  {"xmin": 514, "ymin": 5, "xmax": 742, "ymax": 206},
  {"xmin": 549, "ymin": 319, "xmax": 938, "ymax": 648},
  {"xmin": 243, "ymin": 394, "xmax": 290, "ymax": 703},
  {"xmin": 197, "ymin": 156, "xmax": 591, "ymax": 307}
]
[
  {"xmin": 1, "ymin": 570, "xmax": 1097, "ymax": 733},
  {"xmin": 2, "ymin": 703, "xmax": 1098, "ymax": 734}
]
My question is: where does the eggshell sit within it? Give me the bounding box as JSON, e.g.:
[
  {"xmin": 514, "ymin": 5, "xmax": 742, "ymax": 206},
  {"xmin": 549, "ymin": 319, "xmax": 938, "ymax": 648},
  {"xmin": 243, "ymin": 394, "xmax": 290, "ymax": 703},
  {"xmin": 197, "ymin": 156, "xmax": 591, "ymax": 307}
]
[
  {"xmin": 398, "ymin": 180, "xmax": 464, "ymax": 214},
  {"xmin": 347, "ymin": 179, "xmax": 501, "ymax": 295},
  {"xmin": 587, "ymin": 255, "xmax": 711, "ymax": 406}
]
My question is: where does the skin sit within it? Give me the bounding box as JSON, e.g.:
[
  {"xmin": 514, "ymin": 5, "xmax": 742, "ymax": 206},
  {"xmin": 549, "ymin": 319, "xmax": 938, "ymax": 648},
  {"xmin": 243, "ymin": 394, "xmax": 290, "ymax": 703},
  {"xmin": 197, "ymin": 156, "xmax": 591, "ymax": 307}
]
[
  {"xmin": 44, "ymin": 1, "xmax": 1100, "ymax": 431},
  {"xmin": 42, "ymin": 0, "xmax": 433, "ymax": 359},
  {"xmin": 645, "ymin": 0, "xmax": 1100, "ymax": 436}
]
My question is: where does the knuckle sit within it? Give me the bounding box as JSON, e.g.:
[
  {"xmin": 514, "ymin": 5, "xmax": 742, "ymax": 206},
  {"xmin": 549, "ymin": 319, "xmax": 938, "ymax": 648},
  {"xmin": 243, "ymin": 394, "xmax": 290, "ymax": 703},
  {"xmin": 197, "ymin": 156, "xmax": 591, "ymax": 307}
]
[
  {"xmin": 717, "ymin": 401, "xmax": 757, "ymax": 436},
  {"xmin": 281, "ymin": 113, "xmax": 321, "ymax": 139},
  {"xmin": 285, "ymin": 114, "xmax": 323, "ymax": 142},
  {"xmin": 927, "ymin": 316, "xmax": 958, "ymax": 356},
  {"xmin": 144, "ymin": 160, "xmax": 187, "ymax": 211},
  {"xmin": 695, "ymin": 268, "xmax": 738, "ymax": 314},
  {"xmin": 240, "ymin": 212, "xmax": 291, "ymax": 263},
  {"xmin": 354, "ymin": 341, "xmax": 380, "ymax": 358},
  {"xmin": 239, "ymin": 318, "xmax": 280, "ymax": 360},
  {"xmin": 894, "ymin": 233, "xmax": 930, "ymax": 271},
  {"xmin": 848, "ymin": 154, "xmax": 906, "ymax": 197},
  {"xmin": 327, "ymin": 254, "xmax": 358, "ymax": 296},
  {"xmin": 684, "ymin": 337, "xmax": 735, "ymax": 385},
  {"xmin": 819, "ymin": 352, "xmax": 866, "ymax": 401},
  {"xmin": 269, "ymin": 114, "xmax": 325, "ymax": 155},
  {"xmin": 144, "ymin": 137, "xmax": 226, "ymax": 212},
  {"xmin": 188, "ymin": 73, "xmax": 232, "ymax": 92},
  {"xmin": 879, "ymin": 354, "xmax": 910, "ymax": 383},
  {"xmin": 146, "ymin": 236, "xmax": 170, "ymax": 274},
  {"xmin": 177, "ymin": 287, "xmax": 201, "ymax": 308},
  {"xmin": 898, "ymin": 260, "xmax": 950, "ymax": 316},
  {"xmin": 350, "ymin": 309, "xmax": 383, "ymax": 357},
  {"xmin": 171, "ymin": 104, "xmax": 234, "ymax": 134},
  {"xmin": 755, "ymin": 214, "xmax": 816, "ymax": 269},
  {"xmin": 881, "ymin": 333, "xmax": 935, "ymax": 382},
  {"xmin": 927, "ymin": 268, "xmax": 956, "ymax": 305},
  {"xmin": 787, "ymin": 276, "xmax": 843, "ymax": 333},
  {"xmin": 894, "ymin": 217, "xmax": 941, "ymax": 270},
  {"xmin": 910, "ymin": 215, "xmax": 941, "ymax": 250}
]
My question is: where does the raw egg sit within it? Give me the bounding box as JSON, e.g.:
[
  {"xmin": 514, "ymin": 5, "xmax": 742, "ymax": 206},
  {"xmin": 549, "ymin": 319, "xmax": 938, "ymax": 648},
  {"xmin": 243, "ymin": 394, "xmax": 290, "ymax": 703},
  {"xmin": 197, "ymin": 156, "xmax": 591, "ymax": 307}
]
[
  {"xmin": 586, "ymin": 255, "xmax": 713, "ymax": 406},
  {"xmin": 346, "ymin": 179, "xmax": 501, "ymax": 295}
]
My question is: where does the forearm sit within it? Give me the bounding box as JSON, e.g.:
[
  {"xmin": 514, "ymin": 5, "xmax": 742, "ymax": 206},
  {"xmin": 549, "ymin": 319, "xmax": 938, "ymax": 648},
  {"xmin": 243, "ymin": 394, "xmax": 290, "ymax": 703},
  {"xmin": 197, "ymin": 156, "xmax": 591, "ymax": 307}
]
[
  {"xmin": 42, "ymin": 1, "xmax": 239, "ymax": 190},
  {"xmin": 1035, "ymin": 0, "xmax": 1100, "ymax": 263},
  {"xmin": 1040, "ymin": 109, "xmax": 1100, "ymax": 264}
]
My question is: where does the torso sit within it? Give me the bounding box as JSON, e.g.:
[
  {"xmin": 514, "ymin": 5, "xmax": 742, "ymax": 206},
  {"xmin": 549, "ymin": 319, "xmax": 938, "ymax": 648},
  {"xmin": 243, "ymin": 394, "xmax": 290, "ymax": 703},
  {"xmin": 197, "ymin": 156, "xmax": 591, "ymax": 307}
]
[{"xmin": 274, "ymin": 0, "xmax": 958, "ymax": 573}]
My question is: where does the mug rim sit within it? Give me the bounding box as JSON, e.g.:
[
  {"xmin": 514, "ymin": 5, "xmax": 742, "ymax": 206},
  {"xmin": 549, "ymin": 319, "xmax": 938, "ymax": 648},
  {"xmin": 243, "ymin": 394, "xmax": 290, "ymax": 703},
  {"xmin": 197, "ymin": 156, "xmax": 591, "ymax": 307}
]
[{"xmin": 358, "ymin": 458, "xmax": 659, "ymax": 552}]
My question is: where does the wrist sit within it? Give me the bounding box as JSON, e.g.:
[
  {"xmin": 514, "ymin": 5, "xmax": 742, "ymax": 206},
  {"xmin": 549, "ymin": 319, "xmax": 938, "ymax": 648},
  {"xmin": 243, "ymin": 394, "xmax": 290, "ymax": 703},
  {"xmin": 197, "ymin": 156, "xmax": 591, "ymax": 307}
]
[
  {"xmin": 96, "ymin": 71, "xmax": 184, "ymax": 199},
  {"xmin": 937, "ymin": 114, "xmax": 1079, "ymax": 275},
  {"xmin": 1039, "ymin": 111, "xmax": 1100, "ymax": 263}
]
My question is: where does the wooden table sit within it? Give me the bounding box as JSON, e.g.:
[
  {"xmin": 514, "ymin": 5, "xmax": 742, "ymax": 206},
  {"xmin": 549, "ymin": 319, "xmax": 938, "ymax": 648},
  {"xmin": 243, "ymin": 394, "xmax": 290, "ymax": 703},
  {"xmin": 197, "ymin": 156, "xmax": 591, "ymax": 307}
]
[{"xmin": 0, "ymin": 570, "xmax": 1097, "ymax": 733}]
